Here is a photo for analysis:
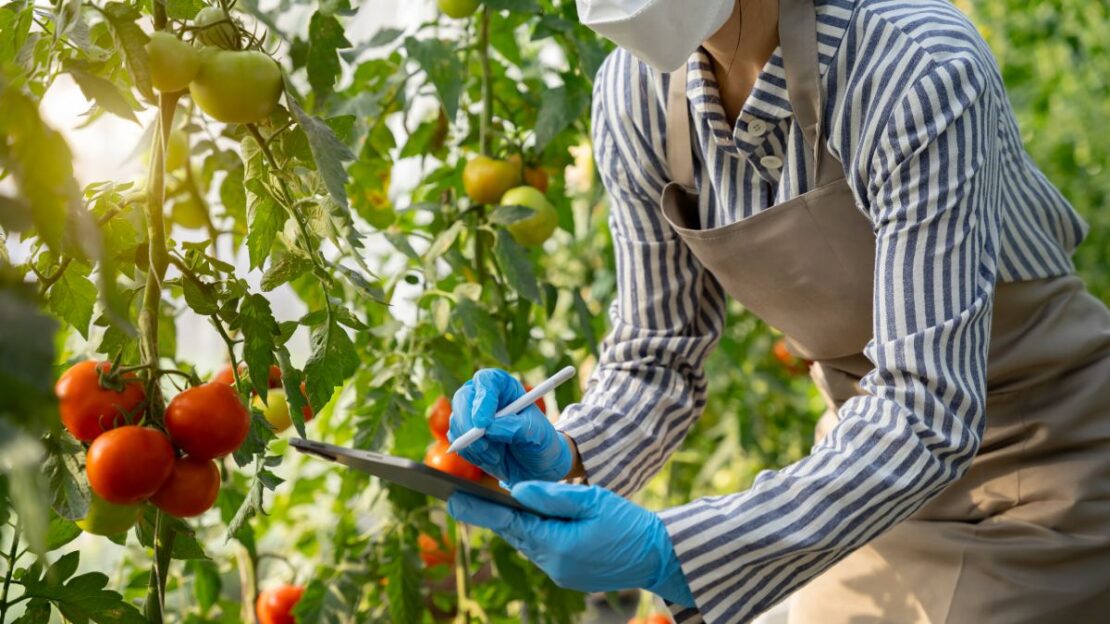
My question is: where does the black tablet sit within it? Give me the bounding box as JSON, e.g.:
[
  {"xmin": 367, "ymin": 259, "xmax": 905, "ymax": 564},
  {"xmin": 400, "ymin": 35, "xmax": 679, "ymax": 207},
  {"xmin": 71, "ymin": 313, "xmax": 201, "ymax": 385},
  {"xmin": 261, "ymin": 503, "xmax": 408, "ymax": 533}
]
[{"xmin": 290, "ymin": 438, "xmax": 538, "ymax": 514}]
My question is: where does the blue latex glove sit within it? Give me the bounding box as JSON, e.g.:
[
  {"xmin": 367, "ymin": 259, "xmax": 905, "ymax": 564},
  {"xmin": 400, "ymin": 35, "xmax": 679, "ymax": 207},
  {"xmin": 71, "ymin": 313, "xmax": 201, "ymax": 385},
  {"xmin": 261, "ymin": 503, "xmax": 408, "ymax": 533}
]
[
  {"xmin": 448, "ymin": 481, "xmax": 695, "ymax": 607},
  {"xmin": 449, "ymin": 369, "xmax": 572, "ymax": 485}
]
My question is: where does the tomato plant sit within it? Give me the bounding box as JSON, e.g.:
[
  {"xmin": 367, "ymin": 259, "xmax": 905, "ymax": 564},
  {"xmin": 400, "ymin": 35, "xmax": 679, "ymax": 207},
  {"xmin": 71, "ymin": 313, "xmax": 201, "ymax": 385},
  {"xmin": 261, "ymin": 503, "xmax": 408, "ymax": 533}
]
[{"xmin": 1, "ymin": 0, "xmax": 1102, "ymax": 622}]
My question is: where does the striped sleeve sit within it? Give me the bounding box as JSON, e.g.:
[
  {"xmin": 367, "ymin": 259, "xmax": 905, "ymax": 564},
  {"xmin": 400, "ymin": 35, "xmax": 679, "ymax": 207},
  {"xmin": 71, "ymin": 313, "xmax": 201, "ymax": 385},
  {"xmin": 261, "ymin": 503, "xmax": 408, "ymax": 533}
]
[
  {"xmin": 554, "ymin": 53, "xmax": 727, "ymax": 497},
  {"xmin": 658, "ymin": 57, "xmax": 1001, "ymax": 623}
]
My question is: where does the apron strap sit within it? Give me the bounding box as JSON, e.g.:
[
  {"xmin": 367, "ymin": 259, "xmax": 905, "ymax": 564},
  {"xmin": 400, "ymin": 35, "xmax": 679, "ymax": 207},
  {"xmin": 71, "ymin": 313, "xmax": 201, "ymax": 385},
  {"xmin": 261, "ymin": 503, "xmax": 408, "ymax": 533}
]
[
  {"xmin": 779, "ymin": 0, "xmax": 840, "ymax": 186},
  {"xmin": 665, "ymin": 63, "xmax": 696, "ymax": 192}
]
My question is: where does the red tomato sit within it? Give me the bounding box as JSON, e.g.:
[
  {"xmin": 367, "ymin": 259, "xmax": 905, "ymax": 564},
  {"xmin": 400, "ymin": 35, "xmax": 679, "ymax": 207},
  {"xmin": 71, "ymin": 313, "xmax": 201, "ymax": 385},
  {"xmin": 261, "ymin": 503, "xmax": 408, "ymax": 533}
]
[
  {"xmin": 523, "ymin": 384, "xmax": 547, "ymax": 415},
  {"xmin": 298, "ymin": 381, "xmax": 314, "ymax": 423},
  {"xmin": 423, "ymin": 440, "xmax": 483, "ymax": 481},
  {"xmin": 150, "ymin": 456, "xmax": 220, "ymax": 517},
  {"xmin": 86, "ymin": 426, "xmax": 175, "ymax": 504},
  {"xmin": 772, "ymin": 339, "xmax": 810, "ymax": 376},
  {"xmin": 255, "ymin": 584, "xmax": 305, "ymax": 624},
  {"xmin": 418, "ymin": 532, "xmax": 455, "ymax": 567},
  {"xmin": 55, "ymin": 361, "xmax": 146, "ymax": 442},
  {"xmin": 165, "ymin": 382, "xmax": 250, "ymax": 460},
  {"xmin": 212, "ymin": 363, "xmax": 282, "ymax": 389},
  {"xmin": 428, "ymin": 396, "xmax": 451, "ymax": 442},
  {"xmin": 646, "ymin": 615, "xmax": 673, "ymax": 624},
  {"xmin": 524, "ymin": 166, "xmax": 549, "ymax": 193}
]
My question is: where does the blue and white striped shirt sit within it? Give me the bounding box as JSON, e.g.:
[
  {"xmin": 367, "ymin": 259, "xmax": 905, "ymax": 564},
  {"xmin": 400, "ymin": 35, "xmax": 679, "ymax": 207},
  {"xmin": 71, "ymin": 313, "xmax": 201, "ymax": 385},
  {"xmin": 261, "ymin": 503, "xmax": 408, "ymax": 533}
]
[{"xmin": 553, "ymin": 0, "xmax": 1088, "ymax": 621}]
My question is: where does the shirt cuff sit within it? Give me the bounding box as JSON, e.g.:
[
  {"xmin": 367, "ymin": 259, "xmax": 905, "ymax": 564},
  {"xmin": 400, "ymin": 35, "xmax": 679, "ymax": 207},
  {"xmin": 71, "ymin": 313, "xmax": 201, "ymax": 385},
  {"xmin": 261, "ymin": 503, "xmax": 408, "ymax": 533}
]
[{"xmin": 553, "ymin": 403, "xmax": 624, "ymax": 494}]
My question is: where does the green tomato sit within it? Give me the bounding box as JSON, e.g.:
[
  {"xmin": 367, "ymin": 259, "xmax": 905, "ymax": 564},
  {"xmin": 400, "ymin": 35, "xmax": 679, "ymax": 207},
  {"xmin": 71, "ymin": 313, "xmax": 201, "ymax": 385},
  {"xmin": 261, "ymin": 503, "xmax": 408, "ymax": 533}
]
[
  {"xmin": 189, "ymin": 49, "xmax": 282, "ymax": 124},
  {"xmin": 76, "ymin": 492, "xmax": 142, "ymax": 536},
  {"xmin": 501, "ymin": 186, "xmax": 558, "ymax": 246},
  {"xmin": 437, "ymin": 0, "xmax": 481, "ymax": 19},
  {"xmin": 147, "ymin": 32, "xmax": 200, "ymax": 92},
  {"xmin": 166, "ymin": 129, "xmax": 189, "ymax": 172},
  {"xmin": 171, "ymin": 194, "xmax": 208, "ymax": 230},
  {"xmin": 253, "ymin": 388, "xmax": 292, "ymax": 433},
  {"xmin": 193, "ymin": 6, "xmax": 239, "ymax": 50}
]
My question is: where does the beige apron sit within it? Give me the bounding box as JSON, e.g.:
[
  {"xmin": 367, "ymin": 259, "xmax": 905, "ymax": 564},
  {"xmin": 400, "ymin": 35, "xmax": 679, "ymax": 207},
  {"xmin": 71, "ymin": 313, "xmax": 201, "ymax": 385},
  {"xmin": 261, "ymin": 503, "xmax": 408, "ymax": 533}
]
[{"xmin": 658, "ymin": 0, "xmax": 1110, "ymax": 621}]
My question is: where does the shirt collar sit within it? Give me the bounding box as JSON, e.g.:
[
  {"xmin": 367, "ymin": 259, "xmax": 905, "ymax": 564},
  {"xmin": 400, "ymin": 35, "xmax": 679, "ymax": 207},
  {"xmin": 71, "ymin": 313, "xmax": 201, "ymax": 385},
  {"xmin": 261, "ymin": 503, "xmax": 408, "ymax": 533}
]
[{"xmin": 682, "ymin": 0, "xmax": 854, "ymax": 151}]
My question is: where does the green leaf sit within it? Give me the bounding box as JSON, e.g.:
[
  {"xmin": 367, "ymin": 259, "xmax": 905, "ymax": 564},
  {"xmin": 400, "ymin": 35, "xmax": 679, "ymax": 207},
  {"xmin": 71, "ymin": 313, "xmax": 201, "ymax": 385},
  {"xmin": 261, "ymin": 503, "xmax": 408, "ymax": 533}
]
[
  {"xmin": 0, "ymin": 291, "xmax": 57, "ymax": 413},
  {"xmin": 534, "ymin": 84, "xmax": 589, "ymax": 154},
  {"xmin": 226, "ymin": 468, "xmax": 264, "ymax": 541},
  {"xmin": 488, "ymin": 203, "xmax": 535, "ymax": 225},
  {"xmin": 233, "ymin": 411, "xmax": 278, "ymax": 467},
  {"xmin": 383, "ymin": 529, "xmax": 423, "ymax": 624},
  {"xmin": 494, "ymin": 230, "xmax": 541, "ymax": 304},
  {"xmin": 46, "ymin": 550, "xmax": 80, "ymax": 583},
  {"xmin": 236, "ymin": 294, "xmax": 280, "ymax": 400},
  {"xmin": 165, "ymin": 0, "xmax": 205, "ymax": 20},
  {"xmin": 46, "ymin": 514, "xmax": 82, "ymax": 551},
  {"xmin": 306, "ymin": 11, "xmax": 351, "ymax": 97},
  {"xmin": 304, "ymin": 315, "xmax": 358, "ymax": 412},
  {"xmin": 424, "ymin": 221, "xmax": 464, "ymax": 262},
  {"xmin": 46, "ymin": 267, "xmax": 96, "ymax": 339},
  {"xmin": 573, "ymin": 291, "xmax": 599, "ymax": 356},
  {"xmin": 102, "ymin": 2, "xmax": 152, "ymax": 101},
  {"xmin": 43, "ymin": 435, "xmax": 88, "ymax": 521},
  {"xmin": 135, "ymin": 508, "xmax": 209, "ymax": 560},
  {"xmin": 11, "ymin": 600, "xmax": 51, "ymax": 623},
  {"xmin": 181, "ymin": 273, "xmax": 219, "ymax": 316},
  {"xmin": 287, "ymin": 97, "xmax": 355, "ymax": 210},
  {"xmin": 190, "ymin": 560, "xmax": 221, "ymax": 613},
  {"xmin": 404, "ymin": 37, "xmax": 464, "ymax": 120},
  {"xmin": 275, "ymin": 348, "xmax": 309, "ymax": 438},
  {"xmin": 366, "ymin": 27, "xmax": 403, "ymax": 48},
  {"xmin": 242, "ymin": 137, "xmax": 285, "ymax": 269},
  {"xmin": 17, "ymin": 566, "xmax": 146, "ymax": 624},
  {"xmin": 260, "ymin": 254, "xmax": 313, "ymax": 292},
  {"xmin": 452, "ymin": 298, "xmax": 510, "ymax": 365},
  {"xmin": 67, "ymin": 69, "xmax": 138, "ymax": 123}
]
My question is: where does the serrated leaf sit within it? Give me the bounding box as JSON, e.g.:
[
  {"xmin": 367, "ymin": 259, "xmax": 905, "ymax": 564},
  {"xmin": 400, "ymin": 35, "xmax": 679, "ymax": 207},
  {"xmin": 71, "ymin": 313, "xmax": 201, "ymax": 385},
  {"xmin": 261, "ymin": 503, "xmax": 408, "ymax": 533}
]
[
  {"xmin": 452, "ymin": 299, "xmax": 510, "ymax": 365},
  {"xmin": 287, "ymin": 97, "xmax": 354, "ymax": 210},
  {"xmin": 236, "ymin": 294, "xmax": 280, "ymax": 399},
  {"xmin": 384, "ymin": 530, "xmax": 423, "ymax": 624},
  {"xmin": 534, "ymin": 84, "xmax": 589, "ymax": 154},
  {"xmin": 242, "ymin": 136, "xmax": 286, "ymax": 268},
  {"xmin": 46, "ymin": 551, "xmax": 80, "ymax": 582},
  {"xmin": 304, "ymin": 315, "xmax": 358, "ymax": 412},
  {"xmin": 275, "ymin": 348, "xmax": 309, "ymax": 438},
  {"xmin": 403, "ymin": 37, "xmax": 463, "ymax": 120},
  {"xmin": 46, "ymin": 268, "xmax": 96, "ymax": 339},
  {"xmin": 260, "ymin": 255, "xmax": 313, "ymax": 292},
  {"xmin": 181, "ymin": 273, "xmax": 219, "ymax": 316},
  {"xmin": 233, "ymin": 411, "xmax": 277, "ymax": 467},
  {"xmin": 43, "ymin": 436, "xmax": 88, "ymax": 521},
  {"xmin": 226, "ymin": 468, "xmax": 264, "ymax": 541},
  {"xmin": 46, "ymin": 515, "xmax": 82, "ymax": 552},
  {"xmin": 68, "ymin": 69, "xmax": 137, "ymax": 123},
  {"xmin": 306, "ymin": 11, "xmax": 351, "ymax": 97},
  {"xmin": 494, "ymin": 230, "xmax": 541, "ymax": 303},
  {"xmin": 17, "ymin": 568, "xmax": 145, "ymax": 624},
  {"xmin": 190, "ymin": 560, "xmax": 221, "ymax": 613},
  {"xmin": 135, "ymin": 508, "xmax": 208, "ymax": 560},
  {"xmin": 102, "ymin": 2, "xmax": 152, "ymax": 101},
  {"xmin": 165, "ymin": 0, "xmax": 205, "ymax": 20}
]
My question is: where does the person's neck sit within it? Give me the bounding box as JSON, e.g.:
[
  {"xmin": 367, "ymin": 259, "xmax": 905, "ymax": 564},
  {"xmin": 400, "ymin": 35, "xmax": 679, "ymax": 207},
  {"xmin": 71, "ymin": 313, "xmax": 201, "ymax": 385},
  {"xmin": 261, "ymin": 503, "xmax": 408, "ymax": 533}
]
[{"xmin": 702, "ymin": 0, "xmax": 780, "ymax": 124}]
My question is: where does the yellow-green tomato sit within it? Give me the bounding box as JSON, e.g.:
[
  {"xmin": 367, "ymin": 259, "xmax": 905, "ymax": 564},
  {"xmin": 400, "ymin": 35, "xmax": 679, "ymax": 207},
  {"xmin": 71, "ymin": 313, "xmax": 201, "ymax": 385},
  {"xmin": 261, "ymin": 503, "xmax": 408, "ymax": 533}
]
[
  {"xmin": 171, "ymin": 195, "xmax": 208, "ymax": 230},
  {"xmin": 193, "ymin": 6, "xmax": 239, "ymax": 49},
  {"xmin": 76, "ymin": 492, "xmax": 143, "ymax": 536},
  {"xmin": 189, "ymin": 49, "xmax": 282, "ymax": 124},
  {"xmin": 437, "ymin": 0, "xmax": 481, "ymax": 19},
  {"xmin": 253, "ymin": 388, "xmax": 292, "ymax": 433},
  {"xmin": 463, "ymin": 155, "xmax": 521, "ymax": 205},
  {"xmin": 501, "ymin": 186, "xmax": 558, "ymax": 246},
  {"xmin": 147, "ymin": 32, "xmax": 200, "ymax": 92},
  {"xmin": 165, "ymin": 129, "xmax": 189, "ymax": 172}
]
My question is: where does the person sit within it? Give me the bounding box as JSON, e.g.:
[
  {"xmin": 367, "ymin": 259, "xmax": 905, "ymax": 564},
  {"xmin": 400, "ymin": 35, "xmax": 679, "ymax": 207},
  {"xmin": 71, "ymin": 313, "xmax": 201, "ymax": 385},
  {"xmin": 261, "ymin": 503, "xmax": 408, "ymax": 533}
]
[{"xmin": 445, "ymin": 0, "xmax": 1110, "ymax": 622}]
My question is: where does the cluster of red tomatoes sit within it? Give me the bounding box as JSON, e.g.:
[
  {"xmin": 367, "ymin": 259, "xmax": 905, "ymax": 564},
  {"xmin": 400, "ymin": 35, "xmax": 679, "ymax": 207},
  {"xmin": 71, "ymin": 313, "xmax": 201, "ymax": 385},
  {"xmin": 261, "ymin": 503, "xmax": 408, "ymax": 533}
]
[{"xmin": 55, "ymin": 361, "xmax": 249, "ymax": 534}]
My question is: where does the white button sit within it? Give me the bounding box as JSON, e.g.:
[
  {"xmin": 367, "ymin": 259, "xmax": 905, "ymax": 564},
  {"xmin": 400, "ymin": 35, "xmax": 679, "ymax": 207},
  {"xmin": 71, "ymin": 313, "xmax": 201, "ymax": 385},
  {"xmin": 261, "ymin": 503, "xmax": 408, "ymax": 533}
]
[
  {"xmin": 760, "ymin": 155, "xmax": 783, "ymax": 169},
  {"xmin": 748, "ymin": 119, "xmax": 768, "ymax": 137}
]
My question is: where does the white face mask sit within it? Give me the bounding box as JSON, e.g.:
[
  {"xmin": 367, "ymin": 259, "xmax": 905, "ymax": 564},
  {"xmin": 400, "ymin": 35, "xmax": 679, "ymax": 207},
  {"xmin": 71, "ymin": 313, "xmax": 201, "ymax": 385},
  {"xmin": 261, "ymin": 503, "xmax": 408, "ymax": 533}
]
[{"xmin": 576, "ymin": 0, "xmax": 735, "ymax": 72}]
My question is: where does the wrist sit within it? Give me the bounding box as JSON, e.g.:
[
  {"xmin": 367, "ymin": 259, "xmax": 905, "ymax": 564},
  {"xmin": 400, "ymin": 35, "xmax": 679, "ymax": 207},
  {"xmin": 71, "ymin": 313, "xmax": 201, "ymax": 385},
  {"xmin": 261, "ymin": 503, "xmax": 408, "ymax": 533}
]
[
  {"xmin": 561, "ymin": 433, "xmax": 586, "ymax": 481},
  {"xmin": 646, "ymin": 517, "xmax": 695, "ymax": 607}
]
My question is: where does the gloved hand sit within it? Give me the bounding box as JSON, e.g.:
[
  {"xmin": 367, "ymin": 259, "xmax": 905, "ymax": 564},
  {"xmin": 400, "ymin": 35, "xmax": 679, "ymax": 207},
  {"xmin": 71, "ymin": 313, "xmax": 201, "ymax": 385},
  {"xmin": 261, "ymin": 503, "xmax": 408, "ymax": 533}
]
[
  {"xmin": 448, "ymin": 481, "xmax": 695, "ymax": 607},
  {"xmin": 449, "ymin": 369, "xmax": 572, "ymax": 485}
]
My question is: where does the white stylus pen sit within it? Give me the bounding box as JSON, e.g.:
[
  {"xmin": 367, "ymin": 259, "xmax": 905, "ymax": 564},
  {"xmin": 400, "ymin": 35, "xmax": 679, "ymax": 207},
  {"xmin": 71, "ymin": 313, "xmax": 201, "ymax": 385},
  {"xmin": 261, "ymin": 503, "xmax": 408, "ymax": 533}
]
[{"xmin": 446, "ymin": 365, "xmax": 577, "ymax": 455}]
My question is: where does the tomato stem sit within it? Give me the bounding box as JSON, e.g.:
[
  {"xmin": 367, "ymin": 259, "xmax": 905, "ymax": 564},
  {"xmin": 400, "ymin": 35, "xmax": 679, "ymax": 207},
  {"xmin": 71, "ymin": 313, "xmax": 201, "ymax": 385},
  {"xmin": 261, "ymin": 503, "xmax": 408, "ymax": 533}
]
[
  {"xmin": 0, "ymin": 519, "xmax": 21, "ymax": 624},
  {"xmin": 143, "ymin": 511, "xmax": 177, "ymax": 623}
]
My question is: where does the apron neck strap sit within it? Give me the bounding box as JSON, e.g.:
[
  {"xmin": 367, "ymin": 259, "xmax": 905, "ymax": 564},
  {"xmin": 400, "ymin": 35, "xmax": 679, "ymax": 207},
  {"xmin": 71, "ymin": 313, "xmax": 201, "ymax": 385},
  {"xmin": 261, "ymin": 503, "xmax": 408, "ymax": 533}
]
[
  {"xmin": 665, "ymin": 63, "xmax": 696, "ymax": 191},
  {"xmin": 780, "ymin": 0, "xmax": 839, "ymax": 186}
]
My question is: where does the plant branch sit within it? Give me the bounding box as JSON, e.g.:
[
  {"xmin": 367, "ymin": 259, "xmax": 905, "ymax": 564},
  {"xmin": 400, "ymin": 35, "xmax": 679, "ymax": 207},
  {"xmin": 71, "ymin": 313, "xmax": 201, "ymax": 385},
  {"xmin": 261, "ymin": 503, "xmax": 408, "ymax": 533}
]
[{"xmin": 0, "ymin": 519, "xmax": 21, "ymax": 624}]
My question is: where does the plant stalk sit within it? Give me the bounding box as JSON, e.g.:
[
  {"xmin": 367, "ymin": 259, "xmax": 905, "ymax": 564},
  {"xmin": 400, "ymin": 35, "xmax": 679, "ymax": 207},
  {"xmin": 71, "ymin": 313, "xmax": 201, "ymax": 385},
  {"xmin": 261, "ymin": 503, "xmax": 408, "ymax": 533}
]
[
  {"xmin": 143, "ymin": 512, "xmax": 176, "ymax": 623},
  {"xmin": 0, "ymin": 520, "xmax": 21, "ymax": 624}
]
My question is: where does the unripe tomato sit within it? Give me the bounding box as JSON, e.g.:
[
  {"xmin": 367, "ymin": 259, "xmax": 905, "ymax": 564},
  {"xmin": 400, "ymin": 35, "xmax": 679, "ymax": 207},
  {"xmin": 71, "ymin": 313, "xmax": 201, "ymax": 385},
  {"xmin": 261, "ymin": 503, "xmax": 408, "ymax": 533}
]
[
  {"xmin": 437, "ymin": 0, "xmax": 480, "ymax": 19},
  {"xmin": 418, "ymin": 532, "xmax": 455, "ymax": 567},
  {"xmin": 146, "ymin": 32, "xmax": 200, "ymax": 92},
  {"xmin": 462, "ymin": 155, "xmax": 521, "ymax": 205},
  {"xmin": 428, "ymin": 396, "xmax": 451, "ymax": 442},
  {"xmin": 171, "ymin": 194, "xmax": 208, "ymax": 229},
  {"xmin": 501, "ymin": 186, "xmax": 558, "ymax": 246},
  {"xmin": 193, "ymin": 6, "xmax": 239, "ymax": 49},
  {"xmin": 86, "ymin": 426, "xmax": 175, "ymax": 504},
  {"xmin": 524, "ymin": 166, "xmax": 549, "ymax": 193},
  {"xmin": 212, "ymin": 363, "xmax": 282, "ymax": 389},
  {"xmin": 150, "ymin": 456, "xmax": 220, "ymax": 517},
  {"xmin": 157, "ymin": 129, "xmax": 189, "ymax": 172},
  {"xmin": 55, "ymin": 360, "xmax": 146, "ymax": 443},
  {"xmin": 424, "ymin": 440, "xmax": 483, "ymax": 481},
  {"xmin": 165, "ymin": 382, "xmax": 250, "ymax": 460},
  {"xmin": 189, "ymin": 49, "xmax": 282, "ymax": 124},
  {"xmin": 256, "ymin": 584, "xmax": 305, "ymax": 624},
  {"xmin": 76, "ymin": 492, "xmax": 142, "ymax": 536}
]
